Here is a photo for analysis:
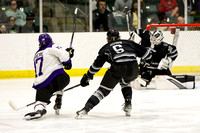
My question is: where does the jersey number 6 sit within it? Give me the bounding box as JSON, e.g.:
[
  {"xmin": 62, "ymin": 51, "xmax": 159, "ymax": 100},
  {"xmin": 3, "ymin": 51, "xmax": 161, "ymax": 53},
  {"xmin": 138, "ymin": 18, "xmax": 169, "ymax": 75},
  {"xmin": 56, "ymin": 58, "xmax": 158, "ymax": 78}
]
[{"xmin": 112, "ymin": 44, "xmax": 124, "ymax": 53}]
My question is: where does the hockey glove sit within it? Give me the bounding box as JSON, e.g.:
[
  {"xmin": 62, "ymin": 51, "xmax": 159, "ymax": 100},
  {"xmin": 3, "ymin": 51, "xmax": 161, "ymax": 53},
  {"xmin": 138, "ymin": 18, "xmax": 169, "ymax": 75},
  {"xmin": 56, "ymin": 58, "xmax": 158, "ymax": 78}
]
[
  {"xmin": 157, "ymin": 57, "xmax": 172, "ymax": 70},
  {"xmin": 129, "ymin": 32, "xmax": 142, "ymax": 44},
  {"xmin": 66, "ymin": 48, "xmax": 74, "ymax": 58},
  {"xmin": 63, "ymin": 59, "xmax": 72, "ymax": 70},
  {"xmin": 80, "ymin": 73, "xmax": 93, "ymax": 87}
]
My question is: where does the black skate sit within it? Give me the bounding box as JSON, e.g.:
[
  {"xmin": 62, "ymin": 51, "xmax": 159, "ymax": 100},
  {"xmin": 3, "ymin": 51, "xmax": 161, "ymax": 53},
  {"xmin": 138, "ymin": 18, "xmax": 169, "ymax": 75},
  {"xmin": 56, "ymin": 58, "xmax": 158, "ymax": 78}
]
[
  {"xmin": 54, "ymin": 94, "xmax": 62, "ymax": 115},
  {"xmin": 75, "ymin": 107, "xmax": 90, "ymax": 119},
  {"xmin": 24, "ymin": 109, "xmax": 47, "ymax": 120},
  {"xmin": 123, "ymin": 99, "xmax": 132, "ymax": 116}
]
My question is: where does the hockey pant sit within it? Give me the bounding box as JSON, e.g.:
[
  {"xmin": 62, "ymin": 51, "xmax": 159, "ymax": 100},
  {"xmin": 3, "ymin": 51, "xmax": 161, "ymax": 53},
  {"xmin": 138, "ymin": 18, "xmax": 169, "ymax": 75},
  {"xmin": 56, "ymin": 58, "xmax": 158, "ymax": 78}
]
[
  {"xmin": 35, "ymin": 73, "xmax": 70, "ymax": 105},
  {"xmin": 84, "ymin": 62, "xmax": 138, "ymax": 110}
]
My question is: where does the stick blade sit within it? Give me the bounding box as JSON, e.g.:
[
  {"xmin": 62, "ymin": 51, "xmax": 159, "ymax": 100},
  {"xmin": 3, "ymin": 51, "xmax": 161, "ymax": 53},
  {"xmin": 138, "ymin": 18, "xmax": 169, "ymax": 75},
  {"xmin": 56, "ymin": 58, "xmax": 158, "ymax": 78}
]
[
  {"xmin": 74, "ymin": 8, "xmax": 78, "ymax": 15},
  {"xmin": 9, "ymin": 101, "xmax": 18, "ymax": 111}
]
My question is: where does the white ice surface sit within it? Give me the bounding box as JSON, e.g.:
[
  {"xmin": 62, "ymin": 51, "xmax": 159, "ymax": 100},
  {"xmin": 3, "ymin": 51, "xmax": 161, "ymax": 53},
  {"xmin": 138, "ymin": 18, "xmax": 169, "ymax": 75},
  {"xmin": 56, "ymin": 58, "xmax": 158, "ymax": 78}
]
[{"xmin": 0, "ymin": 77, "xmax": 200, "ymax": 133}]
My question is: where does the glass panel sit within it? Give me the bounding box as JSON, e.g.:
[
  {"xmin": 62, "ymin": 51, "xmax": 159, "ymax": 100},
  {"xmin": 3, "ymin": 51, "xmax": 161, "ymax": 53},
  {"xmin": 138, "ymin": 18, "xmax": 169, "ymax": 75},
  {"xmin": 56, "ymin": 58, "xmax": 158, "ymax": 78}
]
[
  {"xmin": 1, "ymin": 0, "xmax": 200, "ymax": 33},
  {"xmin": 0, "ymin": 0, "xmax": 38, "ymax": 33},
  {"xmin": 145, "ymin": 0, "xmax": 186, "ymax": 27}
]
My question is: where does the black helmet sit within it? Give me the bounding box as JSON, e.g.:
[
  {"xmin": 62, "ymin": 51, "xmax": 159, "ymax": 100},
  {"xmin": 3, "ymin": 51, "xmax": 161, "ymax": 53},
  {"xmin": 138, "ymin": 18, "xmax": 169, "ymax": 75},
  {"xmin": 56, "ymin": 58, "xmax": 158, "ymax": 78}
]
[{"xmin": 107, "ymin": 29, "xmax": 120, "ymax": 42}]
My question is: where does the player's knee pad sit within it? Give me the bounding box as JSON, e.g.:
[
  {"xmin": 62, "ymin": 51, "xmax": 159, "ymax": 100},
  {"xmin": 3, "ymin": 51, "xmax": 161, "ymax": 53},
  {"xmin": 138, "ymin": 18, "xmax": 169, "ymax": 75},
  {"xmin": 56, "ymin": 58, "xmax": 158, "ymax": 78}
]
[
  {"xmin": 54, "ymin": 90, "xmax": 64, "ymax": 95},
  {"xmin": 119, "ymin": 79, "xmax": 131, "ymax": 88},
  {"xmin": 34, "ymin": 101, "xmax": 47, "ymax": 111}
]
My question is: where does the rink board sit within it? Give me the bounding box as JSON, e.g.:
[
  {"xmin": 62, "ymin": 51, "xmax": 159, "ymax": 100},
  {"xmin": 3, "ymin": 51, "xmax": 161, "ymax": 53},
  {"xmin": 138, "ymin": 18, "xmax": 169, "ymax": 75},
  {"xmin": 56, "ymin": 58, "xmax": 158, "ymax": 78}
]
[{"xmin": 0, "ymin": 66, "xmax": 199, "ymax": 79}]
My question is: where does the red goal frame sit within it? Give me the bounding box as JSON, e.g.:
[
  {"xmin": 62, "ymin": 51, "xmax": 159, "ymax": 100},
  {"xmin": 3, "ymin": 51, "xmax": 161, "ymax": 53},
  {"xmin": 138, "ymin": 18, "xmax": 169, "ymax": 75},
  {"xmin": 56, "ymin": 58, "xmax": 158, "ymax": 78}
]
[{"xmin": 146, "ymin": 23, "xmax": 200, "ymax": 31}]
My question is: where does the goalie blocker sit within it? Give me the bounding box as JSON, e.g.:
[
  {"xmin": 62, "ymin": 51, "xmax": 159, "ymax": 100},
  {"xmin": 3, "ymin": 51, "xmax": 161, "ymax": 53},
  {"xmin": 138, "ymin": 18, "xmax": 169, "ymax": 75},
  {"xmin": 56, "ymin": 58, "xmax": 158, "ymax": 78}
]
[{"xmin": 155, "ymin": 75, "xmax": 195, "ymax": 89}]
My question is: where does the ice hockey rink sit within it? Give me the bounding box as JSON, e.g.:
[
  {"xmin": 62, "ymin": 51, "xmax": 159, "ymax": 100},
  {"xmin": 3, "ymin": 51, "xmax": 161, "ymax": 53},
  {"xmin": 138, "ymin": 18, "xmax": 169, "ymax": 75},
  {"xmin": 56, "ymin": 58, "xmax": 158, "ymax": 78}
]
[{"xmin": 1, "ymin": 76, "xmax": 200, "ymax": 133}]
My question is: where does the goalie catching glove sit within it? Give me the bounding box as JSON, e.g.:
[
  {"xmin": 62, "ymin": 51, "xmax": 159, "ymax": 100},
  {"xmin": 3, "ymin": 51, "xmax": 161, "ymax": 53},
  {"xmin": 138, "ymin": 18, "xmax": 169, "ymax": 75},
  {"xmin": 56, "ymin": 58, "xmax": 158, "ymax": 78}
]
[
  {"xmin": 157, "ymin": 57, "xmax": 172, "ymax": 70},
  {"xmin": 80, "ymin": 72, "xmax": 93, "ymax": 87}
]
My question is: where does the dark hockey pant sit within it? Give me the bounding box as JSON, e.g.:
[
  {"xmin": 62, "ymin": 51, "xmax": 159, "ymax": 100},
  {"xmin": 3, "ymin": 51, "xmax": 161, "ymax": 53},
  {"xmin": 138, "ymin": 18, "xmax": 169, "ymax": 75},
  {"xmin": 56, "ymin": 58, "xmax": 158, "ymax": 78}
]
[
  {"xmin": 36, "ymin": 73, "xmax": 70, "ymax": 104},
  {"xmin": 85, "ymin": 62, "xmax": 139, "ymax": 111}
]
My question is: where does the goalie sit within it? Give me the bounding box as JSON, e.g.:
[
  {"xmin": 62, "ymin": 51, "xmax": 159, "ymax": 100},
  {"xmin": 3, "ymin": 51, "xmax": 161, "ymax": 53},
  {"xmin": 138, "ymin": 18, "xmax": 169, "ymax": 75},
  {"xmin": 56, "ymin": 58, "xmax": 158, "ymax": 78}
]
[{"xmin": 133, "ymin": 29, "xmax": 178, "ymax": 86}]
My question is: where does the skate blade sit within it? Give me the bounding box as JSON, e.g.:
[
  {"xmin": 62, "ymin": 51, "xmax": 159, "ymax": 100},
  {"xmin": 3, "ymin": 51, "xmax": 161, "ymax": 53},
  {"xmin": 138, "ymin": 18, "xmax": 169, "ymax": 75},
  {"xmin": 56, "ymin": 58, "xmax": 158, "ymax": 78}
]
[
  {"xmin": 123, "ymin": 109, "xmax": 131, "ymax": 116},
  {"xmin": 125, "ymin": 111, "xmax": 131, "ymax": 116},
  {"xmin": 75, "ymin": 113, "xmax": 85, "ymax": 119},
  {"xmin": 55, "ymin": 110, "xmax": 60, "ymax": 115},
  {"xmin": 24, "ymin": 114, "xmax": 41, "ymax": 120}
]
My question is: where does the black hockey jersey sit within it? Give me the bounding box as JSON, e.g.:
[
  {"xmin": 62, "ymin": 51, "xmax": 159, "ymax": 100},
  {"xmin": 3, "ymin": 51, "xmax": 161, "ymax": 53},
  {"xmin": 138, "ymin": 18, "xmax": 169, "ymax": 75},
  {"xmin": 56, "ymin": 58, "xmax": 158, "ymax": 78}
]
[
  {"xmin": 149, "ymin": 42, "xmax": 178, "ymax": 68},
  {"xmin": 88, "ymin": 39, "xmax": 152, "ymax": 75},
  {"xmin": 135, "ymin": 29, "xmax": 178, "ymax": 69}
]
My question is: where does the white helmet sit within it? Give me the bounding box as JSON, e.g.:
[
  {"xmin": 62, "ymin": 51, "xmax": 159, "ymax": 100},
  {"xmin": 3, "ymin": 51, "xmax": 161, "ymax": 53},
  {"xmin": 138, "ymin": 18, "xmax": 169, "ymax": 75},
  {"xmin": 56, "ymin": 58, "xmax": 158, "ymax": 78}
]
[{"xmin": 150, "ymin": 30, "xmax": 164, "ymax": 45}]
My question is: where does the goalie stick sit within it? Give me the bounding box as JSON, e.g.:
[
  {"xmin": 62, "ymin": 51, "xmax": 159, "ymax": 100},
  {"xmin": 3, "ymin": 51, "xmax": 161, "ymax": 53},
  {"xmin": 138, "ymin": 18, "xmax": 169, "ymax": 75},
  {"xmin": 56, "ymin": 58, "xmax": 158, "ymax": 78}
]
[{"xmin": 9, "ymin": 84, "xmax": 80, "ymax": 111}]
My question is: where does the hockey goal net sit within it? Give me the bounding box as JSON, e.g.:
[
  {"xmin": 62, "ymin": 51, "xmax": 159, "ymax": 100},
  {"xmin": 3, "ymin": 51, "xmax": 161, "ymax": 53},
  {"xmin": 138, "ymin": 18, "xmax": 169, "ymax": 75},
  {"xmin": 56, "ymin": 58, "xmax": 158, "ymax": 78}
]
[{"xmin": 146, "ymin": 23, "xmax": 200, "ymax": 75}]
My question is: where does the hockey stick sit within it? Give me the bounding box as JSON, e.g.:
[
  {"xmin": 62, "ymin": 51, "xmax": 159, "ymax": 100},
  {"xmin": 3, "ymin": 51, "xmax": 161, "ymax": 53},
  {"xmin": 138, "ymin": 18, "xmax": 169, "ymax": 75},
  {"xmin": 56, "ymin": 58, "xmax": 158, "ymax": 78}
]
[
  {"xmin": 9, "ymin": 84, "xmax": 81, "ymax": 111},
  {"xmin": 124, "ymin": 6, "xmax": 131, "ymax": 36},
  {"xmin": 69, "ymin": 7, "xmax": 78, "ymax": 48},
  {"xmin": 168, "ymin": 28, "xmax": 180, "ymax": 70},
  {"xmin": 172, "ymin": 28, "xmax": 180, "ymax": 47}
]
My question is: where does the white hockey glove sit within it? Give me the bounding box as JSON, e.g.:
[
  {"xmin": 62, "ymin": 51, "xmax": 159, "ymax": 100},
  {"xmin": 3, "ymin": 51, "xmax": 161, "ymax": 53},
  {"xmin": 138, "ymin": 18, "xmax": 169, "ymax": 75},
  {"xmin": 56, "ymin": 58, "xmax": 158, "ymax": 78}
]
[
  {"xmin": 129, "ymin": 32, "xmax": 141, "ymax": 44},
  {"xmin": 157, "ymin": 57, "xmax": 172, "ymax": 70}
]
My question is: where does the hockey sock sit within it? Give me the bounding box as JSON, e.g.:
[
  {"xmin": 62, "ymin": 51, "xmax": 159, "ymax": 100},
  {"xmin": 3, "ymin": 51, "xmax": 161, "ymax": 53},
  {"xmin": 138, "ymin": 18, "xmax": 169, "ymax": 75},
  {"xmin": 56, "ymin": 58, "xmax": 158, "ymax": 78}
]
[
  {"xmin": 121, "ymin": 87, "xmax": 132, "ymax": 101},
  {"xmin": 85, "ymin": 87, "xmax": 111, "ymax": 111},
  {"xmin": 34, "ymin": 101, "xmax": 47, "ymax": 111}
]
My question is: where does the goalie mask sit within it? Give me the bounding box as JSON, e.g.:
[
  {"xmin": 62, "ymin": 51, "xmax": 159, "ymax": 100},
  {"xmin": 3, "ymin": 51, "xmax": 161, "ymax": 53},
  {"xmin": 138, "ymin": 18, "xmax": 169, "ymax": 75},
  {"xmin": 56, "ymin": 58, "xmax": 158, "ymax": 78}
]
[
  {"xmin": 107, "ymin": 29, "xmax": 120, "ymax": 43},
  {"xmin": 38, "ymin": 33, "xmax": 52, "ymax": 47},
  {"xmin": 150, "ymin": 30, "xmax": 164, "ymax": 45}
]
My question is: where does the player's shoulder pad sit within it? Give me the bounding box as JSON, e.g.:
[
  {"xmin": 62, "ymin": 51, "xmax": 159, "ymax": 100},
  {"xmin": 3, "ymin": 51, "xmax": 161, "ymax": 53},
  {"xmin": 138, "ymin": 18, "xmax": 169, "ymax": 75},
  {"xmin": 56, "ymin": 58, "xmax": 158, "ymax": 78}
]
[{"xmin": 52, "ymin": 43, "xmax": 63, "ymax": 49}]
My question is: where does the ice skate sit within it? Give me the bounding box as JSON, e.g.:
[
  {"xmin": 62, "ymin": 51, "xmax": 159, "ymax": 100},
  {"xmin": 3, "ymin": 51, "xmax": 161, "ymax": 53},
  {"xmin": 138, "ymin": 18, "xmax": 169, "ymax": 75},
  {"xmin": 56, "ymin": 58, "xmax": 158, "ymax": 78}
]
[
  {"xmin": 24, "ymin": 109, "xmax": 47, "ymax": 120},
  {"xmin": 54, "ymin": 94, "xmax": 62, "ymax": 115},
  {"xmin": 122, "ymin": 99, "xmax": 132, "ymax": 116},
  {"xmin": 75, "ymin": 108, "xmax": 89, "ymax": 119}
]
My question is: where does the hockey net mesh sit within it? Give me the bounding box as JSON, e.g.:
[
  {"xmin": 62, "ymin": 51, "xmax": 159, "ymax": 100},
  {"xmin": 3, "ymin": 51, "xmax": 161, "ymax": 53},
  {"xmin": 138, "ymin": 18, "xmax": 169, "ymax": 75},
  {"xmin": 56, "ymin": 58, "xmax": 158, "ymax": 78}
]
[{"xmin": 146, "ymin": 24, "xmax": 200, "ymax": 75}]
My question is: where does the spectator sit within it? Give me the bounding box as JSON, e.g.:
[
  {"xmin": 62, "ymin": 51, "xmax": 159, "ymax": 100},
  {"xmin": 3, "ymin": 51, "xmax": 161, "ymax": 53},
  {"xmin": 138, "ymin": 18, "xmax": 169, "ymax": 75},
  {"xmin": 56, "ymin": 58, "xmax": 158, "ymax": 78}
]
[
  {"xmin": 148, "ymin": 16, "xmax": 159, "ymax": 31},
  {"xmin": 5, "ymin": 0, "xmax": 26, "ymax": 27},
  {"xmin": 176, "ymin": 16, "xmax": 185, "ymax": 30},
  {"xmin": 177, "ymin": 0, "xmax": 199, "ymax": 18},
  {"xmin": 21, "ymin": 13, "xmax": 37, "ymax": 33},
  {"xmin": 6, "ymin": 16, "xmax": 19, "ymax": 33},
  {"xmin": 92, "ymin": 0, "xmax": 111, "ymax": 11},
  {"xmin": 158, "ymin": 14, "xmax": 170, "ymax": 31},
  {"xmin": 158, "ymin": 14, "xmax": 168, "ymax": 24},
  {"xmin": 176, "ymin": 0, "xmax": 184, "ymax": 17},
  {"xmin": 149, "ymin": 16, "xmax": 159, "ymax": 24},
  {"xmin": 129, "ymin": 0, "xmax": 147, "ymax": 30},
  {"xmin": 0, "ymin": 10, "xmax": 7, "ymax": 24},
  {"xmin": 17, "ymin": 0, "xmax": 32, "ymax": 15},
  {"xmin": 0, "ymin": 24, "xmax": 8, "ymax": 33},
  {"xmin": 188, "ymin": 0, "xmax": 200, "ymax": 23},
  {"xmin": 114, "ymin": 0, "xmax": 132, "ymax": 12},
  {"xmin": 158, "ymin": 0, "xmax": 179, "ymax": 18},
  {"xmin": 177, "ymin": 16, "xmax": 185, "ymax": 24},
  {"xmin": 93, "ymin": 0, "xmax": 116, "ymax": 32}
]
